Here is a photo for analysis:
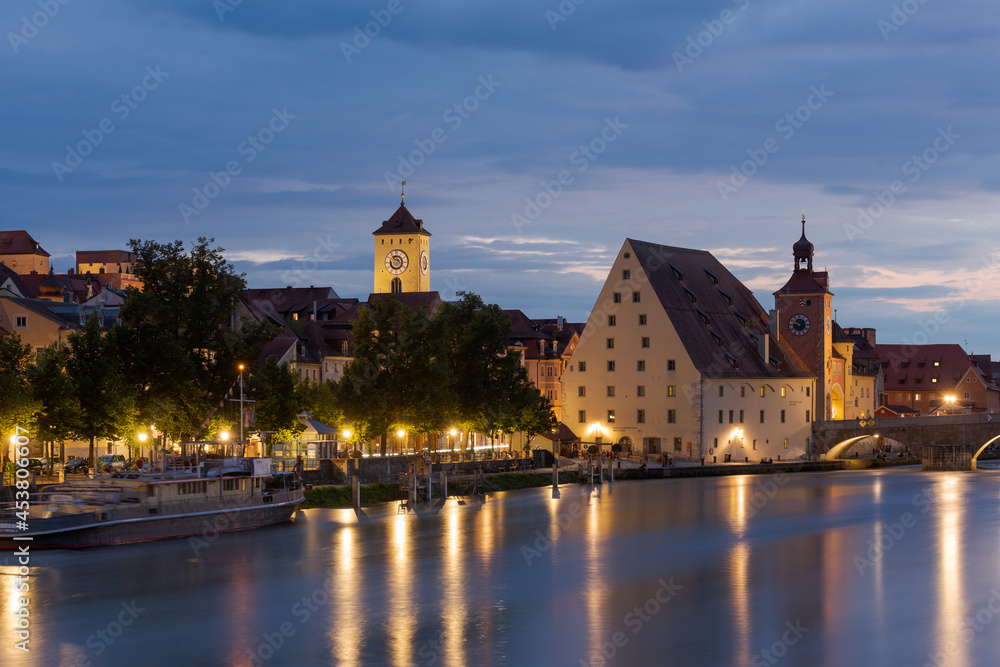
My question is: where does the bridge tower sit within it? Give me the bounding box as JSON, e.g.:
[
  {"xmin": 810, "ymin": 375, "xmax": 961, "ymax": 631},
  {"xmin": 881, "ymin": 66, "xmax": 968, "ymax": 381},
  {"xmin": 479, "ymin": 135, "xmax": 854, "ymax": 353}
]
[{"xmin": 773, "ymin": 213, "xmax": 834, "ymax": 420}]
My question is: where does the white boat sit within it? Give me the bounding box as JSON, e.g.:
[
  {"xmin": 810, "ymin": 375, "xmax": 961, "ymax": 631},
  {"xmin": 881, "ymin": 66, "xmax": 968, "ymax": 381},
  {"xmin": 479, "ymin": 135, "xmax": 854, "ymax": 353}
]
[{"xmin": 0, "ymin": 458, "xmax": 303, "ymax": 549}]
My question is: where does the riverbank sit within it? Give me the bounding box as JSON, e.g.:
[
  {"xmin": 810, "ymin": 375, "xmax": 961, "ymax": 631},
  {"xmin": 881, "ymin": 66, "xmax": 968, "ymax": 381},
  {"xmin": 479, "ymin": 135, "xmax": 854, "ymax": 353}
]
[{"xmin": 300, "ymin": 457, "xmax": 924, "ymax": 508}]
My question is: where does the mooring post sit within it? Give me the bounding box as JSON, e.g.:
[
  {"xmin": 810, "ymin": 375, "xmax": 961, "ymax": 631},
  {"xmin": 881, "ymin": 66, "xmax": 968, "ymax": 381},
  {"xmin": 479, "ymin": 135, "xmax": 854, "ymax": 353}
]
[
  {"xmin": 352, "ymin": 474, "xmax": 360, "ymax": 511},
  {"xmin": 552, "ymin": 455, "xmax": 559, "ymax": 489},
  {"xmin": 440, "ymin": 470, "xmax": 447, "ymax": 499},
  {"xmin": 427, "ymin": 459, "xmax": 432, "ymax": 502}
]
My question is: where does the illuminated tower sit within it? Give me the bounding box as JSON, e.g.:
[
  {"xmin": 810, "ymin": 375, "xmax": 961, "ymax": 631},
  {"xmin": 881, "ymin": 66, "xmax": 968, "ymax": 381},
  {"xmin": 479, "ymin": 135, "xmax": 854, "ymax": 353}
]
[{"xmin": 372, "ymin": 192, "xmax": 430, "ymax": 294}]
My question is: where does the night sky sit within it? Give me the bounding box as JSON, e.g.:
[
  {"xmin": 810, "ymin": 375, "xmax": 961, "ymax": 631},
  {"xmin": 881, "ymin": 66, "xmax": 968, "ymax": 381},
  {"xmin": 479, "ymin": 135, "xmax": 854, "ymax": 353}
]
[{"xmin": 3, "ymin": 1, "xmax": 998, "ymax": 353}]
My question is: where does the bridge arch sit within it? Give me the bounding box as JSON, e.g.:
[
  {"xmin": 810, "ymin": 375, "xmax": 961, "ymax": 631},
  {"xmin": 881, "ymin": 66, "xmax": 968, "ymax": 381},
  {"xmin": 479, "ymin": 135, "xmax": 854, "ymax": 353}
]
[
  {"xmin": 972, "ymin": 435, "xmax": 1000, "ymax": 467},
  {"xmin": 825, "ymin": 436, "xmax": 873, "ymax": 460}
]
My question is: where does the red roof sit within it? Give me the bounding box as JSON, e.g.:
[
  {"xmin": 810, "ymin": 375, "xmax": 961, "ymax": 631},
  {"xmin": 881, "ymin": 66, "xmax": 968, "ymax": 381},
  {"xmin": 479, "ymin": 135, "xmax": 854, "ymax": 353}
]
[
  {"xmin": 371, "ymin": 204, "xmax": 431, "ymax": 236},
  {"xmin": 0, "ymin": 231, "xmax": 49, "ymax": 257},
  {"xmin": 876, "ymin": 343, "xmax": 989, "ymax": 390}
]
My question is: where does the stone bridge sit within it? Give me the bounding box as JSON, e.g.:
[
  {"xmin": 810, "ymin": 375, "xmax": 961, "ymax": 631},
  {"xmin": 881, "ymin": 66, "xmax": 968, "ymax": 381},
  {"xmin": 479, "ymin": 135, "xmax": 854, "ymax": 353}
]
[{"xmin": 814, "ymin": 413, "xmax": 1000, "ymax": 469}]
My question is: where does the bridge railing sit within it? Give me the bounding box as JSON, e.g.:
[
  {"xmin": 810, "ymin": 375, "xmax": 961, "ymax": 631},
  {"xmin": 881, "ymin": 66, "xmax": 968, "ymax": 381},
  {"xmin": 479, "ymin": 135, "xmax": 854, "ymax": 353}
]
[{"xmin": 815, "ymin": 412, "xmax": 1000, "ymax": 431}]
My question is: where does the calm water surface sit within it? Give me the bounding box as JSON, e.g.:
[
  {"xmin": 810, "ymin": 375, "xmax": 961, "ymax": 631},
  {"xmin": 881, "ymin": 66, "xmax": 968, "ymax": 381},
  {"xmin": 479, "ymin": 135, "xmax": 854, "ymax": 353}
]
[{"xmin": 4, "ymin": 465, "xmax": 1000, "ymax": 666}]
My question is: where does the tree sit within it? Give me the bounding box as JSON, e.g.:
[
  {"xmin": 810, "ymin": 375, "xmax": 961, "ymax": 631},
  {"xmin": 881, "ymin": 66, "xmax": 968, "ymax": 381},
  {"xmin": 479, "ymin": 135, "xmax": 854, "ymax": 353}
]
[
  {"xmin": 65, "ymin": 318, "xmax": 137, "ymax": 468},
  {"xmin": 295, "ymin": 379, "xmax": 341, "ymax": 429},
  {"xmin": 0, "ymin": 335, "xmax": 38, "ymax": 464},
  {"xmin": 29, "ymin": 343, "xmax": 82, "ymax": 470},
  {"xmin": 249, "ymin": 356, "xmax": 304, "ymax": 455},
  {"xmin": 118, "ymin": 237, "xmax": 255, "ymax": 441}
]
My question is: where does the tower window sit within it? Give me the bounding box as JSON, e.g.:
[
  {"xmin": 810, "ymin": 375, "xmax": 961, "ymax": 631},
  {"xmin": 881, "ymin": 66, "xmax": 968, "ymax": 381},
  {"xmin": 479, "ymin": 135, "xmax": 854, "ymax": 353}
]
[{"xmin": 390, "ymin": 277, "xmax": 402, "ymax": 293}]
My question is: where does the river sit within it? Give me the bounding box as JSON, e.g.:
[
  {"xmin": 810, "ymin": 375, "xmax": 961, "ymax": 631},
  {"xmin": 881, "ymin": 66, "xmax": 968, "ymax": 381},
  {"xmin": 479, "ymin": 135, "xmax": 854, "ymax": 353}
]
[{"xmin": 3, "ymin": 465, "xmax": 1000, "ymax": 666}]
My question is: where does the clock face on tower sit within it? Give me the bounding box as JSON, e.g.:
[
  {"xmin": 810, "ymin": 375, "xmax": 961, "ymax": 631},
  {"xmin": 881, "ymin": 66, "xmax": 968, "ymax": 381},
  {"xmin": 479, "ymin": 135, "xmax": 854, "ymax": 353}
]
[
  {"xmin": 788, "ymin": 314, "xmax": 810, "ymax": 336},
  {"xmin": 419, "ymin": 250, "xmax": 428, "ymax": 275},
  {"xmin": 385, "ymin": 249, "xmax": 408, "ymax": 275}
]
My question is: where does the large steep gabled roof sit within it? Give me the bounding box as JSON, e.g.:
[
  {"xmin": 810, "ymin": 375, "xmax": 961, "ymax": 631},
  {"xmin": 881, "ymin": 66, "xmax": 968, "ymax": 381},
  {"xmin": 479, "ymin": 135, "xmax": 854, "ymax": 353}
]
[
  {"xmin": 371, "ymin": 204, "xmax": 431, "ymax": 236},
  {"xmin": 627, "ymin": 239, "xmax": 813, "ymax": 380}
]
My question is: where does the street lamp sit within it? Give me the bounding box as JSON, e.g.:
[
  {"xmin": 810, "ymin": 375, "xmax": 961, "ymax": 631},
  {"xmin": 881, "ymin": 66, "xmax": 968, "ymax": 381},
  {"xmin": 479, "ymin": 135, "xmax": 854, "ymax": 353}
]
[{"xmin": 396, "ymin": 428, "xmax": 406, "ymax": 455}]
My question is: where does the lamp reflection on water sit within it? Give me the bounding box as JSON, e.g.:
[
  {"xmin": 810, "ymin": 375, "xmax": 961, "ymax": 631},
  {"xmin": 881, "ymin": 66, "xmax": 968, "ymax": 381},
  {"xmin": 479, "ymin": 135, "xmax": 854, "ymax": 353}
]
[
  {"xmin": 933, "ymin": 477, "xmax": 967, "ymax": 667},
  {"xmin": 388, "ymin": 515, "xmax": 416, "ymax": 666}
]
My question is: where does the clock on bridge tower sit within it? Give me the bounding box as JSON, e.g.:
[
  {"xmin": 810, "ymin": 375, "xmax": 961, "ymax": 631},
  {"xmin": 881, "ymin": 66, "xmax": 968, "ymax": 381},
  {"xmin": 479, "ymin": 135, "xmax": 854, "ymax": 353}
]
[{"xmin": 372, "ymin": 194, "xmax": 431, "ymax": 294}]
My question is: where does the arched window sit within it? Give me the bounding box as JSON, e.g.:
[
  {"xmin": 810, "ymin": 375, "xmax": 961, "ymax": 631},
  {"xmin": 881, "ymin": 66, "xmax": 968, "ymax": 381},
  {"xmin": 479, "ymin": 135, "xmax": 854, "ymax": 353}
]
[{"xmin": 391, "ymin": 277, "xmax": 402, "ymax": 293}]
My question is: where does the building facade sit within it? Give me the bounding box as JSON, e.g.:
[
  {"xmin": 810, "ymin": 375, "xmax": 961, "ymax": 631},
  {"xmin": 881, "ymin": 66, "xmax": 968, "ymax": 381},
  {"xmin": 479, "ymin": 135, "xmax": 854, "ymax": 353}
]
[{"xmin": 372, "ymin": 203, "xmax": 431, "ymax": 294}]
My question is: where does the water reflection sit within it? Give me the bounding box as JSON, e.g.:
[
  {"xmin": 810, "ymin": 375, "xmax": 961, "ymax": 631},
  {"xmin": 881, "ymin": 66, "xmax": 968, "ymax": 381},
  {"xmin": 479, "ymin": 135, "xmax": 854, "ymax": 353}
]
[{"xmin": 7, "ymin": 470, "xmax": 1000, "ymax": 666}]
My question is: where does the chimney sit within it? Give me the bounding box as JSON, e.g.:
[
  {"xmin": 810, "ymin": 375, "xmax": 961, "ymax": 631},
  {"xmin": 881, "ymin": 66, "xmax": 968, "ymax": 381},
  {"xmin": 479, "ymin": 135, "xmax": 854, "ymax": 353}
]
[
  {"xmin": 313, "ymin": 300, "xmax": 317, "ymax": 321},
  {"xmin": 768, "ymin": 309, "xmax": 778, "ymax": 340},
  {"xmin": 758, "ymin": 332, "xmax": 769, "ymax": 362},
  {"xmin": 557, "ymin": 315, "xmax": 564, "ymax": 332}
]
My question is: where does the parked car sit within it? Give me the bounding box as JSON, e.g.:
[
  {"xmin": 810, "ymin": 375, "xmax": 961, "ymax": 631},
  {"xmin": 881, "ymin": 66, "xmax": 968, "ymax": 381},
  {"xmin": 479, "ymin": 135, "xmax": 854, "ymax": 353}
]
[
  {"xmin": 24, "ymin": 458, "xmax": 44, "ymax": 471},
  {"xmin": 64, "ymin": 459, "xmax": 90, "ymax": 474},
  {"xmin": 98, "ymin": 454, "xmax": 126, "ymax": 472}
]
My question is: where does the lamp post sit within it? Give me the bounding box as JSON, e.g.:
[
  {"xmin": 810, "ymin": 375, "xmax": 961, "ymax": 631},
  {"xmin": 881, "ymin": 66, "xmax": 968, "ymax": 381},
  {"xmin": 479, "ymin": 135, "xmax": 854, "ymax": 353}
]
[
  {"xmin": 397, "ymin": 428, "xmax": 406, "ymax": 456},
  {"xmin": 138, "ymin": 431, "xmax": 148, "ymax": 469}
]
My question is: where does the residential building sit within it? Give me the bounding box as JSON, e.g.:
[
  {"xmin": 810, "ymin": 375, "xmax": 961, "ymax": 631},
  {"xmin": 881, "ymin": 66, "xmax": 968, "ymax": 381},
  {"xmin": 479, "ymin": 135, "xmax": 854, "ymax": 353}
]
[
  {"xmin": 875, "ymin": 343, "xmax": 1000, "ymax": 414},
  {"xmin": 75, "ymin": 250, "xmax": 143, "ymax": 291},
  {"xmin": 0, "ymin": 230, "xmax": 49, "ymax": 275},
  {"xmin": 506, "ymin": 311, "xmax": 584, "ymax": 423}
]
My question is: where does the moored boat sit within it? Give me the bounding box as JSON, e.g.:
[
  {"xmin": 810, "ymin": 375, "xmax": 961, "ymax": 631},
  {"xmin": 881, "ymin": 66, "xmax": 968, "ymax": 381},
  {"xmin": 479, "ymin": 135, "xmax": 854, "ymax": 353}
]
[{"xmin": 0, "ymin": 458, "xmax": 303, "ymax": 549}]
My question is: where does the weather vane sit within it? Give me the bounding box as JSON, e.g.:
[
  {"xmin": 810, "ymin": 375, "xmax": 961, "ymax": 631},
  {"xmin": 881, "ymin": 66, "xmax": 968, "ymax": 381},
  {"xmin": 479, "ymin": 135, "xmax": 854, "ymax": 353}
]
[{"xmin": 401, "ymin": 180, "xmax": 406, "ymax": 205}]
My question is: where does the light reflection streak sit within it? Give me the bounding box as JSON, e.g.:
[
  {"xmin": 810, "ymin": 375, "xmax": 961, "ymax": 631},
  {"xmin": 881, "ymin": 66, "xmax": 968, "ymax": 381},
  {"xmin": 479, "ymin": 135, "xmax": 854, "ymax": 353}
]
[
  {"xmin": 934, "ymin": 477, "xmax": 967, "ymax": 667},
  {"xmin": 730, "ymin": 541, "xmax": 751, "ymax": 662},
  {"xmin": 442, "ymin": 509, "xmax": 467, "ymax": 666},
  {"xmin": 388, "ymin": 515, "xmax": 416, "ymax": 666},
  {"xmin": 333, "ymin": 526, "xmax": 361, "ymax": 667},
  {"xmin": 584, "ymin": 497, "xmax": 608, "ymax": 662}
]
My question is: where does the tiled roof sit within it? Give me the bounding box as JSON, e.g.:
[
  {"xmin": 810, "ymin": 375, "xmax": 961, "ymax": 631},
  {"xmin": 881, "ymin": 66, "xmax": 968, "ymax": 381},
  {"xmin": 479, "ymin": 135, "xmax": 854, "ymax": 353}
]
[
  {"xmin": 0, "ymin": 231, "xmax": 49, "ymax": 257},
  {"xmin": 627, "ymin": 239, "xmax": 813, "ymax": 379},
  {"xmin": 371, "ymin": 204, "xmax": 431, "ymax": 236},
  {"xmin": 876, "ymin": 343, "xmax": 989, "ymax": 390},
  {"xmin": 366, "ymin": 291, "xmax": 442, "ymax": 314}
]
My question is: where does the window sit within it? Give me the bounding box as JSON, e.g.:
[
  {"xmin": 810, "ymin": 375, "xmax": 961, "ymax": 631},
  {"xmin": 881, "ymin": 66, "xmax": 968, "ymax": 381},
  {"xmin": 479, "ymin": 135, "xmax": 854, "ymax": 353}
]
[
  {"xmin": 741, "ymin": 386, "xmax": 746, "ymax": 397},
  {"xmin": 622, "ymin": 270, "xmax": 631, "ymax": 280},
  {"xmin": 607, "ymin": 386, "xmax": 615, "ymax": 397},
  {"xmin": 613, "ymin": 292, "xmax": 621, "ymax": 303},
  {"xmin": 932, "ymin": 378, "xmax": 938, "ymax": 383},
  {"xmin": 14, "ymin": 316, "xmax": 27, "ymax": 328},
  {"xmin": 728, "ymin": 410, "xmax": 734, "ymax": 424},
  {"xmin": 806, "ymin": 387, "xmax": 810, "ymax": 397},
  {"xmin": 637, "ymin": 410, "xmax": 646, "ymax": 424},
  {"xmin": 964, "ymin": 392, "xmax": 971, "ymax": 399},
  {"xmin": 637, "ymin": 360, "xmax": 645, "ymax": 371},
  {"xmin": 781, "ymin": 409, "xmax": 786, "ymax": 423},
  {"xmin": 608, "ymin": 315, "xmax": 616, "ymax": 326},
  {"xmin": 760, "ymin": 387, "xmax": 765, "ymax": 397},
  {"xmin": 784, "ymin": 438, "xmax": 788, "ymax": 449},
  {"xmin": 752, "ymin": 440, "xmax": 757, "ymax": 450},
  {"xmin": 607, "ymin": 361, "xmax": 615, "ymax": 371},
  {"xmin": 739, "ymin": 409, "xmax": 744, "ymax": 423},
  {"xmin": 578, "ymin": 410, "xmax": 586, "ymax": 423},
  {"xmin": 719, "ymin": 386, "xmax": 724, "ymax": 397},
  {"xmin": 667, "ymin": 359, "xmax": 675, "ymax": 371},
  {"xmin": 547, "ymin": 366, "xmax": 554, "ymax": 376},
  {"xmin": 806, "ymin": 410, "xmax": 811, "ymax": 423},
  {"xmin": 607, "ymin": 410, "xmax": 616, "ymax": 423},
  {"xmin": 606, "ymin": 338, "xmax": 615, "ymax": 349},
  {"xmin": 578, "ymin": 361, "xmax": 586, "ymax": 372},
  {"xmin": 632, "ymin": 291, "xmax": 641, "ymax": 303},
  {"xmin": 637, "ymin": 385, "xmax": 645, "ymax": 397},
  {"xmin": 674, "ymin": 437, "xmax": 682, "ymax": 452},
  {"xmin": 639, "ymin": 314, "xmax": 647, "ymax": 326},
  {"xmin": 641, "ymin": 337, "xmax": 650, "ymax": 348},
  {"xmin": 667, "ymin": 385, "xmax": 676, "ymax": 397},
  {"xmin": 934, "ymin": 361, "xmax": 940, "ymax": 367},
  {"xmin": 781, "ymin": 387, "xmax": 786, "ymax": 398},
  {"xmin": 578, "ymin": 386, "xmax": 586, "ymax": 397},
  {"xmin": 668, "ymin": 410, "xmax": 676, "ymax": 423},
  {"xmin": 719, "ymin": 410, "xmax": 724, "ymax": 424},
  {"xmin": 759, "ymin": 410, "xmax": 765, "ymax": 423}
]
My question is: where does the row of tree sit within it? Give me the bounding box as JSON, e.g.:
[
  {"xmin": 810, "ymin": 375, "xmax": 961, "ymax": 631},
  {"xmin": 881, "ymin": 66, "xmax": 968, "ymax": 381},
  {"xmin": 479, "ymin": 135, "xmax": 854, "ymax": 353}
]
[{"xmin": 0, "ymin": 238, "xmax": 556, "ymax": 468}]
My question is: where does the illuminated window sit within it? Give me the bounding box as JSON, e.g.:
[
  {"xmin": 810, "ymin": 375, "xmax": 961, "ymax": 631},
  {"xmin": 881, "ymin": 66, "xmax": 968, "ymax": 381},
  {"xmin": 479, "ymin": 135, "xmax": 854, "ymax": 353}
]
[
  {"xmin": 667, "ymin": 385, "xmax": 676, "ymax": 397},
  {"xmin": 781, "ymin": 387, "xmax": 786, "ymax": 397},
  {"xmin": 607, "ymin": 410, "xmax": 616, "ymax": 423},
  {"xmin": 784, "ymin": 438, "xmax": 788, "ymax": 449},
  {"xmin": 760, "ymin": 387, "xmax": 765, "ymax": 397}
]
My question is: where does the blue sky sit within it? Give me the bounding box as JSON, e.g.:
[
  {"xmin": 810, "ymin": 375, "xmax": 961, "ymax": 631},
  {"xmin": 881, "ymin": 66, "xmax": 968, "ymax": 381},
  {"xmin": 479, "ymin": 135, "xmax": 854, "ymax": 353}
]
[{"xmin": 2, "ymin": 0, "xmax": 999, "ymax": 354}]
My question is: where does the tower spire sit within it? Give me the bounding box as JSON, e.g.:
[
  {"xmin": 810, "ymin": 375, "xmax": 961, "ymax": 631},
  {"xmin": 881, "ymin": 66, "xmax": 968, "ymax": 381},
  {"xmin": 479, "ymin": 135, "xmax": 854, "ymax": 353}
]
[{"xmin": 792, "ymin": 210, "xmax": 814, "ymax": 271}]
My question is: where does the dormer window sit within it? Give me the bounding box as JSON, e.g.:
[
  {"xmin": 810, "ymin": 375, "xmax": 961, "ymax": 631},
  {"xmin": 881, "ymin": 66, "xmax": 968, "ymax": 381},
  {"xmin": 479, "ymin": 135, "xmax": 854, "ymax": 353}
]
[
  {"xmin": 718, "ymin": 290, "xmax": 734, "ymax": 306},
  {"xmin": 704, "ymin": 268, "xmax": 719, "ymax": 285},
  {"xmin": 669, "ymin": 263, "xmax": 683, "ymax": 281}
]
